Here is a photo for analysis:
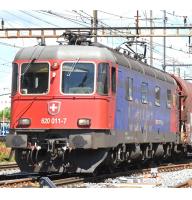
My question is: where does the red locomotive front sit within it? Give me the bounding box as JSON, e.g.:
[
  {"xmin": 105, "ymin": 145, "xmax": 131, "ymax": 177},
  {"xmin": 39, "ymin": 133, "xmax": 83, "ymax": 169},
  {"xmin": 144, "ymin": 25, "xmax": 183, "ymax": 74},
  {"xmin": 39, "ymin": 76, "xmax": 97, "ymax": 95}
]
[
  {"xmin": 7, "ymin": 45, "xmax": 117, "ymax": 173},
  {"xmin": 11, "ymin": 58, "xmax": 115, "ymax": 130}
]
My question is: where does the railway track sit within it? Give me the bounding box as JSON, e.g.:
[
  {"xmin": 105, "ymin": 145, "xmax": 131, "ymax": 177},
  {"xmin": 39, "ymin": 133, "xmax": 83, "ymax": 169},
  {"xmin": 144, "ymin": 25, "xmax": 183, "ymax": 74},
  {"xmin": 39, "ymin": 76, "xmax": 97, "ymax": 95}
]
[
  {"xmin": 175, "ymin": 179, "xmax": 192, "ymax": 188},
  {"xmin": 46, "ymin": 162, "xmax": 192, "ymax": 188},
  {"xmin": 141, "ymin": 163, "xmax": 192, "ymax": 175},
  {"xmin": 1, "ymin": 161, "xmax": 192, "ymax": 188},
  {"xmin": 0, "ymin": 177, "xmax": 39, "ymax": 188},
  {"xmin": 53, "ymin": 176, "xmax": 86, "ymax": 187},
  {"xmin": 0, "ymin": 175, "xmax": 86, "ymax": 188},
  {"xmin": 0, "ymin": 163, "xmax": 18, "ymax": 171}
]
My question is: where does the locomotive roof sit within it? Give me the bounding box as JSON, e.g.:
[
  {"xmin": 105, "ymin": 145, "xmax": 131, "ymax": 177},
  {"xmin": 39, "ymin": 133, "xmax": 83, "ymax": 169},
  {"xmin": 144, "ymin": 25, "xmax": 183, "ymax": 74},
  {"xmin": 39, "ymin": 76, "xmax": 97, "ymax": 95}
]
[
  {"xmin": 14, "ymin": 45, "xmax": 175, "ymax": 85},
  {"xmin": 14, "ymin": 45, "xmax": 116, "ymax": 62}
]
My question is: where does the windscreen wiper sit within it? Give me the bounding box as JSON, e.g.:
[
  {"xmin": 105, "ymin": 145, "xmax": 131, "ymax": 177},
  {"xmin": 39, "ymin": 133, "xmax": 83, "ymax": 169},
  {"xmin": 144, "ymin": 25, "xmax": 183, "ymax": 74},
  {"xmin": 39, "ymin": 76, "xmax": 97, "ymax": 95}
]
[
  {"xmin": 21, "ymin": 58, "xmax": 36, "ymax": 76},
  {"xmin": 66, "ymin": 58, "xmax": 80, "ymax": 77}
]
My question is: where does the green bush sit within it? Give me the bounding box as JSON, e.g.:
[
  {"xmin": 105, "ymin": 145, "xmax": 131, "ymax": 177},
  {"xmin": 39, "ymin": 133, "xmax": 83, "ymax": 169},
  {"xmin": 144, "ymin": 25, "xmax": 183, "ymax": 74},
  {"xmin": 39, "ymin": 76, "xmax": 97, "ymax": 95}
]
[
  {"xmin": 0, "ymin": 107, "xmax": 11, "ymax": 121},
  {"xmin": 0, "ymin": 141, "xmax": 11, "ymax": 162}
]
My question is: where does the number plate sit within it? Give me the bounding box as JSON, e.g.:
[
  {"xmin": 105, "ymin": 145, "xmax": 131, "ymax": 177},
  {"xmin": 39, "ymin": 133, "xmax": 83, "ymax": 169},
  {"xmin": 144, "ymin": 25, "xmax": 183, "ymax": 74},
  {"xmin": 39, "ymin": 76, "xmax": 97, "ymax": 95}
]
[{"xmin": 40, "ymin": 117, "xmax": 67, "ymax": 125}]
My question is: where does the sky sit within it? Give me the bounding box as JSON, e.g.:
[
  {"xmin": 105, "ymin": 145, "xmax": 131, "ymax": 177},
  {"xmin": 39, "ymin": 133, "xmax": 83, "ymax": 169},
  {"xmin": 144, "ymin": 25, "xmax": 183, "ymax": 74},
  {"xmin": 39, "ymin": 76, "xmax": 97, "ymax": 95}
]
[{"xmin": 0, "ymin": 9, "xmax": 192, "ymax": 110}]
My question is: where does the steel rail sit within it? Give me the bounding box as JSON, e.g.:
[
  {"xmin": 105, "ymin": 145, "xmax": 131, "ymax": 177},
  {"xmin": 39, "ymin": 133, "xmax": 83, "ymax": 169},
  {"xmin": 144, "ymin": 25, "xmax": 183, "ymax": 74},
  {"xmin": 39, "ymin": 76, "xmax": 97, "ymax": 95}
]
[
  {"xmin": 175, "ymin": 179, "xmax": 192, "ymax": 188},
  {"xmin": 0, "ymin": 163, "xmax": 18, "ymax": 170},
  {"xmin": 53, "ymin": 177, "xmax": 86, "ymax": 187},
  {"xmin": 140, "ymin": 163, "xmax": 192, "ymax": 175},
  {"xmin": 0, "ymin": 177, "xmax": 39, "ymax": 188}
]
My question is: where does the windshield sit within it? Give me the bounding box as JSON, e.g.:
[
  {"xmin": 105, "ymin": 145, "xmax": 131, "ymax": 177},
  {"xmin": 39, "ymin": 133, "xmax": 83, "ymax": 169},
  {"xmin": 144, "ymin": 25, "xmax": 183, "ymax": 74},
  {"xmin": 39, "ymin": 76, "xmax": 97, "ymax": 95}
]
[
  {"xmin": 62, "ymin": 62, "xmax": 95, "ymax": 94},
  {"xmin": 20, "ymin": 63, "xmax": 49, "ymax": 94}
]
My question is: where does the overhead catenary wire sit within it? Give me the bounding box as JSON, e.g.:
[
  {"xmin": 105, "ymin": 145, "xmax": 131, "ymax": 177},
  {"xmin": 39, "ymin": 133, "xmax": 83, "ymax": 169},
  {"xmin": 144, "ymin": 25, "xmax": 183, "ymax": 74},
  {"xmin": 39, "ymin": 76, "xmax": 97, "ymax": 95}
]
[
  {"xmin": 33, "ymin": 10, "xmax": 71, "ymax": 28},
  {"xmin": 19, "ymin": 10, "xmax": 61, "ymax": 28},
  {"xmin": 101, "ymin": 11, "xmax": 190, "ymax": 65},
  {"xmin": 0, "ymin": 18, "xmax": 15, "ymax": 28},
  {"xmin": 0, "ymin": 56, "xmax": 11, "ymax": 62},
  {"xmin": 72, "ymin": 10, "xmax": 91, "ymax": 25},
  {"xmin": 3, "ymin": 10, "xmax": 44, "ymax": 27},
  {"xmin": 98, "ymin": 10, "xmax": 134, "ymax": 20},
  {"xmin": 77, "ymin": 10, "xmax": 128, "ymax": 46},
  {"xmin": 0, "ymin": 41, "xmax": 21, "ymax": 48},
  {"xmin": 0, "ymin": 92, "xmax": 11, "ymax": 96},
  {"xmin": 0, "ymin": 10, "xmax": 191, "ymax": 73},
  {"xmin": 161, "ymin": 10, "xmax": 192, "ymax": 26},
  {"xmin": 146, "ymin": 46, "xmax": 184, "ymax": 65},
  {"xmin": 39, "ymin": 10, "xmax": 91, "ymax": 27},
  {"xmin": 0, "ymin": 11, "xmax": 21, "ymax": 28},
  {"xmin": 144, "ymin": 39, "xmax": 190, "ymax": 55},
  {"xmin": 70, "ymin": 10, "xmax": 192, "ymax": 68},
  {"xmin": 0, "ymin": 62, "xmax": 11, "ymax": 66}
]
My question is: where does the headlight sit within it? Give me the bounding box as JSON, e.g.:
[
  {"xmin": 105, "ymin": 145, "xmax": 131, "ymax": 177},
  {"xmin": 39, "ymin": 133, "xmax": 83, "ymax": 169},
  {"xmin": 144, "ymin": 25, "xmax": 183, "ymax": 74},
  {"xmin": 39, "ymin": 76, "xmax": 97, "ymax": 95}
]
[
  {"xmin": 77, "ymin": 118, "xmax": 91, "ymax": 127},
  {"xmin": 51, "ymin": 62, "xmax": 59, "ymax": 70},
  {"xmin": 18, "ymin": 118, "xmax": 31, "ymax": 126}
]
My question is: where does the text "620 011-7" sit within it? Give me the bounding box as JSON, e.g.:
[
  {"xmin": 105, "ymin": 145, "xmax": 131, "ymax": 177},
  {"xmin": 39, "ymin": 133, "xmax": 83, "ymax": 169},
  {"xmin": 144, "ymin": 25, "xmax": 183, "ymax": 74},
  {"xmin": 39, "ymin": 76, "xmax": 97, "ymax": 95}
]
[{"xmin": 41, "ymin": 117, "xmax": 67, "ymax": 125}]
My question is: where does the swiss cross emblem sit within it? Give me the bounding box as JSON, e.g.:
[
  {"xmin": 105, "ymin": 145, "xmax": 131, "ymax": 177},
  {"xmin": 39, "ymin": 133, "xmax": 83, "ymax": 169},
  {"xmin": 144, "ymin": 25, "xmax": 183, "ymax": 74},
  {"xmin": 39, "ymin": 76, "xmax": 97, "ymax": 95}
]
[{"xmin": 48, "ymin": 101, "xmax": 61, "ymax": 115}]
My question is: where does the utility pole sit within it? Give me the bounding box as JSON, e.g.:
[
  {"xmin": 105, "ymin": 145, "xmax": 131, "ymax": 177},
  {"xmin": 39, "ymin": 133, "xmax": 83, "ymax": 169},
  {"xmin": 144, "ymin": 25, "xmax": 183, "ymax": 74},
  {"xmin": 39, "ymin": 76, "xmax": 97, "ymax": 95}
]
[
  {"xmin": 177, "ymin": 67, "xmax": 181, "ymax": 77},
  {"xmin": 135, "ymin": 10, "xmax": 140, "ymax": 54},
  {"xmin": 1, "ymin": 19, "xmax": 4, "ymax": 29},
  {"xmin": 163, "ymin": 10, "xmax": 167, "ymax": 71},
  {"xmin": 189, "ymin": 36, "xmax": 192, "ymax": 53},
  {"xmin": 93, "ymin": 10, "xmax": 98, "ymax": 43},
  {"xmin": 135, "ymin": 10, "xmax": 141, "ymax": 35},
  {"xmin": 150, "ymin": 10, "xmax": 153, "ymax": 67},
  {"xmin": 136, "ymin": 10, "xmax": 139, "ymax": 35}
]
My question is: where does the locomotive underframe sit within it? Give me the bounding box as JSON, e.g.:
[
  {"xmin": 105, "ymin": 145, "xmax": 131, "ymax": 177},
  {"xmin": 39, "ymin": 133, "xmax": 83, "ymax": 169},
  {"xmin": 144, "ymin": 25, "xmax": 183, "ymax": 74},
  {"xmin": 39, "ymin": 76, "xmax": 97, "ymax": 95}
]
[
  {"xmin": 6, "ymin": 129, "xmax": 185, "ymax": 173},
  {"xmin": 7, "ymin": 128, "xmax": 180, "ymax": 149}
]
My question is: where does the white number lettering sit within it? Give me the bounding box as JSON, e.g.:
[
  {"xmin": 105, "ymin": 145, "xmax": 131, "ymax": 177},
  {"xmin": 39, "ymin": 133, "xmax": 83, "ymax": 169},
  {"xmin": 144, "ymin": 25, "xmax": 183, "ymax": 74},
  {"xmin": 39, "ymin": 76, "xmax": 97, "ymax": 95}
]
[{"xmin": 41, "ymin": 117, "xmax": 67, "ymax": 125}]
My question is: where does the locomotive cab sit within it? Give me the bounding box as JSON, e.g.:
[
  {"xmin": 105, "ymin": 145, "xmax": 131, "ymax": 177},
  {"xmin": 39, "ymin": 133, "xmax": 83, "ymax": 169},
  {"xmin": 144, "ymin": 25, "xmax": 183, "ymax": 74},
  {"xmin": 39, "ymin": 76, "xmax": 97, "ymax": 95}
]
[
  {"xmin": 11, "ymin": 59, "xmax": 116, "ymax": 130},
  {"xmin": 7, "ymin": 45, "xmax": 117, "ymax": 173}
]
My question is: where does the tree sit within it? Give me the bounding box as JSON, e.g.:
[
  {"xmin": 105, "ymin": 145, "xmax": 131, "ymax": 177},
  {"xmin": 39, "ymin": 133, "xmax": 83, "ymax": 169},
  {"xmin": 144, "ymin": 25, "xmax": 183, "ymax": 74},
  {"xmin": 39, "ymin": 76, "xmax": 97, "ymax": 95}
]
[{"xmin": 0, "ymin": 107, "xmax": 11, "ymax": 121}]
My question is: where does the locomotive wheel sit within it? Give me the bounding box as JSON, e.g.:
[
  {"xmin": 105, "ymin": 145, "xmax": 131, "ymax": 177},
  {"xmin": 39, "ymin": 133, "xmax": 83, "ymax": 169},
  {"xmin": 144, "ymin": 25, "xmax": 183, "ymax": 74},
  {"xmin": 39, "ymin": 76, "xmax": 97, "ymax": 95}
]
[{"xmin": 15, "ymin": 149, "xmax": 33, "ymax": 172}]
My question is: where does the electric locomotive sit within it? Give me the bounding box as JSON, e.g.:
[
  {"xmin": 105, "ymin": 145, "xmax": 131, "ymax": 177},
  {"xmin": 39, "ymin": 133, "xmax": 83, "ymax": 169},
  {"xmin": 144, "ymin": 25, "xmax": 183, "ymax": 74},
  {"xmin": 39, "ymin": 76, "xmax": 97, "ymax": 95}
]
[{"xmin": 6, "ymin": 32, "xmax": 192, "ymax": 173}]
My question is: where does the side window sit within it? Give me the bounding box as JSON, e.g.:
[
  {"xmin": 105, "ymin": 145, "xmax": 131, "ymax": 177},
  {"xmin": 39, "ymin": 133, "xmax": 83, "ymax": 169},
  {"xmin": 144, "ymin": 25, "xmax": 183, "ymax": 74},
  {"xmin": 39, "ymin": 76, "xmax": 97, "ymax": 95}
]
[
  {"xmin": 11, "ymin": 63, "xmax": 18, "ymax": 96},
  {"xmin": 141, "ymin": 82, "xmax": 148, "ymax": 103},
  {"xmin": 97, "ymin": 63, "xmax": 109, "ymax": 95},
  {"xmin": 155, "ymin": 86, "xmax": 160, "ymax": 106},
  {"xmin": 111, "ymin": 67, "xmax": 116, "ymax": 93},
  {"xmin": 125, "ymin": 77, "xmax": 133, "ymax": 101},
  {"xmin": 167, "ymin": 89, "xmax": 172, "ymax": 108}
]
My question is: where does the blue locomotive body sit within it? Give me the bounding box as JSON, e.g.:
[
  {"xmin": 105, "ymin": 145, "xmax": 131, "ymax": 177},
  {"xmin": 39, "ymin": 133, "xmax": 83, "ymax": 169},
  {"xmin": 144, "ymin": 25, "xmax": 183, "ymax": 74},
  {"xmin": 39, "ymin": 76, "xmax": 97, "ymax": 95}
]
[{"xmin": 114, "ymin": 64, "xmax": 177, "ymax": 143}]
